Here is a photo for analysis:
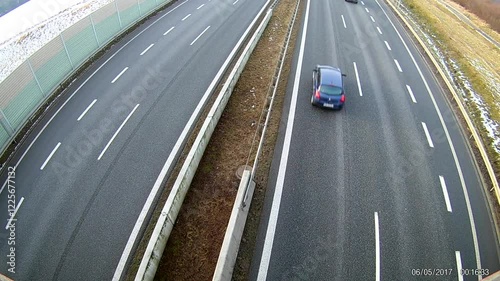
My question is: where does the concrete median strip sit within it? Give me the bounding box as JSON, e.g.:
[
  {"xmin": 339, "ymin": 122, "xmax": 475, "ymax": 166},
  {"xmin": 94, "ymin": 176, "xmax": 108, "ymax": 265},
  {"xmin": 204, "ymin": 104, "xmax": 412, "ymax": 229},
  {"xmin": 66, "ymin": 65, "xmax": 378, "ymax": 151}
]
[
  {"xmin": 213, "ymin": 170, "xmax": 255, "ymax": 281},
  {"xmin": 133, "ymin": 4, "xmax": 272, "ymax": 281},
  {"xmin": 212, "ymin": 0, "xmax": 301, "ymax": 275}
]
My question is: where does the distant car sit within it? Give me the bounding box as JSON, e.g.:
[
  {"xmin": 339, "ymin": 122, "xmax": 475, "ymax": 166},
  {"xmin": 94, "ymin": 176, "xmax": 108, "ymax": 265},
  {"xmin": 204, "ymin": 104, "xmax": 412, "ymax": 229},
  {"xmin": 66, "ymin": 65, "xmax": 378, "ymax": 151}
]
[
  {"xmin": 311, "ymin": 65, "xmax": 346, "ymax": 109},
  {"xmin": 345, "ymin": 0, "xmax": 358, "ymax": 3}
]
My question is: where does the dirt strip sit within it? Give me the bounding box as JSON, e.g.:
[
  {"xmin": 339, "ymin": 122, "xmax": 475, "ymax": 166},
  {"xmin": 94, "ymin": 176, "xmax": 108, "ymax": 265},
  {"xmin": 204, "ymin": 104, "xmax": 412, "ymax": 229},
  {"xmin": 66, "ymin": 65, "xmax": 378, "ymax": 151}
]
[{"xmin": 153, "ymin": 0, "xmax": 302, "ymax": 279}]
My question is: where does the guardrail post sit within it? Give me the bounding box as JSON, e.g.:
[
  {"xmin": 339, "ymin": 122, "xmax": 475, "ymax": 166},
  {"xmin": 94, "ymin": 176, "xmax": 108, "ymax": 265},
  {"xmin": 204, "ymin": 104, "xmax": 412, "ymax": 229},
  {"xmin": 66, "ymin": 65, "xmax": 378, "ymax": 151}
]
[
  {"xmin": 60, "ymin": 34, "xmax": 74, "ymax": 70},
  {"xmin": 114, "ymin": 0, "xmax": 123, "ymax": 28},
  {"xmin": 27, "ymin": 58, "xmax": 45, "ymax": 97},
  {"xmin": 90, "ymin": 15, "xmax": 101, "ymax": 47},
  {"xmin": 0, "ymin": 110, "xmax": 14, "ymax": 136}
]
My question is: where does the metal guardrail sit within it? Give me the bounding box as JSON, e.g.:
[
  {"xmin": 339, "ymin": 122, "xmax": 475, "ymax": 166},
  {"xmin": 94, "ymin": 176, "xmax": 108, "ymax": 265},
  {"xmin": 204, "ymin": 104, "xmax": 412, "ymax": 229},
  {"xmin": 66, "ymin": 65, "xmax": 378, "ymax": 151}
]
[
  {"xmin": 243, "ymin": 0, "xmax": 300, "ymax": 207},
  {"xmin": 385, "ymin": 0, "xmax": 500, "ymax": 205},
  {"xmin": 212, "ymin": 0, "xmax": 300, "ymax": 278},
  {"xmin": 133, "ymin": 3, "xmax": 272, "ymax": 281},
  {"xmin": 0, "ymin": 0, "xmax": 173, "ymax": 158}
]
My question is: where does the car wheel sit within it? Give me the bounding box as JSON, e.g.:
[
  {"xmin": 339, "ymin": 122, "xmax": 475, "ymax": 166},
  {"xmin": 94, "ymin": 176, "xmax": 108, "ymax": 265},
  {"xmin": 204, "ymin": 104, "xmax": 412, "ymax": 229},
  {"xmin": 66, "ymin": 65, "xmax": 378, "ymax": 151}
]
[{"xmin": 311, "ymin": 95, "xmax": 315, "ymax": 105}]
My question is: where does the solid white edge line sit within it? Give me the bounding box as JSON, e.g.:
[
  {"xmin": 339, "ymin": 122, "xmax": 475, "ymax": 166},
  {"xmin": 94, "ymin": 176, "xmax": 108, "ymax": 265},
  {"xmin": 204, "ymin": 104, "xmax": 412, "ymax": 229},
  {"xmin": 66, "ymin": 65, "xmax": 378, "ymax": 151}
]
[
  {"xmin": 384, "ymin": 40, "xmax": 392, "ymax": 50},
  {"xmin": 197, "ymin": 3, "xmax": 204, "ymax": 9},
  {"xmin": 257, "ymin": 0, "xmax": 310, "ymax": 280},
  {"xmin": 394, "ymin": 59, "xmax": 402, "ymax": 72},
  {"xmin": 0, "ymin": 0, "xmax": 190, "ymax": 195},
  {"xmin": 190, "ymin": 25, "xmax": 211, "ymax": 46},
  {"xmin": 371, "ymin": 16, "xmax": 375, "ymax": 22},
  {"xmin": 377, "ymin": 26, "xmax": 383, "ymax": 35},
  {"xmin": 374, "ymin": 0, "xmax": 482, "ymax": 272},
  {"xmin": 375, "ymin": 212, "xmax": 381, "ymax": 281},
  {"xmin": 421, "ymin": 122, "xmax": 434, "ymax": 148},
  {"xmin": 406, "ymin": 85, "xmax": 416, "ymax": 103},
  {"xmin": 40, "ymin": 142, "xmax": 61, "ymax": 170},
  {"xmin": 112, "ymin": 1, "xmax": 271, "ymax": 279},
  {"xmin": 353, "ymin": 62, "xmax": 363, "ymax": 97},
  {"xmin": 341, "ymin": 15, "xmax": 347, "ymax": 29},
  {"xmin": 181, "ymin": 13, "xmax": 191, "ymax": 21},
  {"xmin": 140, "ymin": 43, "xmax": 154, "ymax": 56},
  {"xmin": 456, "ymin": 251, "xmax": 464, "ymax": 281},
  {"xmin": 163, "ymin": 26, "xmax": 175, "ymax": 36},
  {"xmin": 97, "ymin": 104, "xmax": 139, "ymax": 161},
  {"xmin": 111, "ymin": 67, "xmax": 129, "ymax": 83},
  {"xmin": 439, "ymin": 175, "xmax": 453, "ymax": 212},
  {"xmin": 77, "ymin": 99, "xmax": 97, "ymax": 121},
  {"xmin": 5, "ymin": 197, "xmax": 24, "ymax": 230}
]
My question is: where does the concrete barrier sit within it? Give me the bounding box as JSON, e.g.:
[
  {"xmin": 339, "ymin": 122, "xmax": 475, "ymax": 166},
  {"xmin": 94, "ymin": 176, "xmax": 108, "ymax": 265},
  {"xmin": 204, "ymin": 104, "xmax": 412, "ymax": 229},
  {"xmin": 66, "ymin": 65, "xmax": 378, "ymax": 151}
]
[
  {"xmin": 213, "ymin": 170, "xmax": 255, "ymax": 281},
  {"xmin": 212, "ymin": 0, "xmax": 301, "ymax": 277},
  {"xmin": 133, "ymin": 6, "xmax": 272, "ymax": 281}
]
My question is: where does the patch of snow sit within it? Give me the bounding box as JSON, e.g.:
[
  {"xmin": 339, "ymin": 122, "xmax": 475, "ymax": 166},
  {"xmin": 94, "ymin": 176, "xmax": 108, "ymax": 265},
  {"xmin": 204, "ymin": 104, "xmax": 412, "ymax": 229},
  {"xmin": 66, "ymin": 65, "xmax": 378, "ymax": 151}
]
[
  {"xmin": 470, "ymin": 59, "xmax": 500, "ymax": 99},
  {"xmin": 1, "ymin": 0, "xmax": 83, "ymax": 43},
  {"xmin": 0, "ymin": 0, "xmax": 113, "ymax": 83}
]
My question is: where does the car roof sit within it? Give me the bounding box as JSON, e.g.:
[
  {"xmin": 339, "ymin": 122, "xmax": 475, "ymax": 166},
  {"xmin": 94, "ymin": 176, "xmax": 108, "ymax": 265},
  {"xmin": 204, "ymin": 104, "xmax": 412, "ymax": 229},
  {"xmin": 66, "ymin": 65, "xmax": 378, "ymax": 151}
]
[{"xmin": 318, "ymin": 65, "xmax": 342, "ymax": 87}]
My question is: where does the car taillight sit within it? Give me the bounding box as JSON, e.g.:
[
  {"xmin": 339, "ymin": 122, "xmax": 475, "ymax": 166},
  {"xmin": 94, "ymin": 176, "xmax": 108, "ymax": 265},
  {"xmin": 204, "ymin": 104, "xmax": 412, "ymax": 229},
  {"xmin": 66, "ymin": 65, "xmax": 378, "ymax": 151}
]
[
  {"xmin": 340, "ymin": 95, "xmax": 345, "ymax": 103},
  {"xmin": 315, "ymin": 90, "xmax": 320, "ymax": 99}
]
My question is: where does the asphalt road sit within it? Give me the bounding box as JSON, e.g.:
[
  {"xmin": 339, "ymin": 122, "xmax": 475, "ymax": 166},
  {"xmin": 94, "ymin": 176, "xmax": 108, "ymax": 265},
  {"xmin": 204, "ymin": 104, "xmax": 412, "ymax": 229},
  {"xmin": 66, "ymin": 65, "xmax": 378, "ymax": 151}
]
[
  {"xmin": 0, "ymin": 0, "xmax": 267, "ymax": 280},
  {"xmin": 250, "ymin": 0, "xmax": 500, "ymax": 280}
]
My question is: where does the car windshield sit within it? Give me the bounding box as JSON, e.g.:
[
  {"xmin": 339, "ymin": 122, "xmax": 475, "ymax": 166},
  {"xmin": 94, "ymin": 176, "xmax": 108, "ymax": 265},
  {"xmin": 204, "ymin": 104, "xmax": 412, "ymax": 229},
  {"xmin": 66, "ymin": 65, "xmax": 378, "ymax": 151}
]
[{"xmin": 320, "ymin": 85, "xmax": 342, "ymax": 96}]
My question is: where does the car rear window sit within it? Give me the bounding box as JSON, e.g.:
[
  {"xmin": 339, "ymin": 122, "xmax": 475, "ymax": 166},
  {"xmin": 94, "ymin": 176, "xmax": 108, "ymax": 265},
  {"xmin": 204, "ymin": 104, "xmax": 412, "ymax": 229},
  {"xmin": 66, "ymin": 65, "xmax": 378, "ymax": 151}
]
[{"xmin": 320, "ymin": 85, "xmax": 342, "ymax": 96}]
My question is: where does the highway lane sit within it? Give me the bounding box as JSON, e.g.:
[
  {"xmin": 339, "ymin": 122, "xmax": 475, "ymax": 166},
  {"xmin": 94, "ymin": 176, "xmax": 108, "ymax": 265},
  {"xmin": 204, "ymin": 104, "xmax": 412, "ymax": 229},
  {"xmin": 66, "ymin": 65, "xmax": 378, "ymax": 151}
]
[
  {"xmin": 250, "ymin": 0, "xmax": 499, "ymax": 280},
  {"xmin": 0, "ymin": 0, "xmax": 268, "ymax": 280}
]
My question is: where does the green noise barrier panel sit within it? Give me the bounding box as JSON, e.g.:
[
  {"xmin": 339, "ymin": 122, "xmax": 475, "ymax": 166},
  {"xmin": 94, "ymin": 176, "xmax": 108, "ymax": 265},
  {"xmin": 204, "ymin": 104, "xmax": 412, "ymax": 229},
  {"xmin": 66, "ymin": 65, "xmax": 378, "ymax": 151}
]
[
  {"xmin": 95, "ymin": 15, "xmax": 121, "ymax": 45},
  {"xmin": 0, "ymin": 127, "xmax": 8, "ymax": 148},
  {"xmin": 140, "ymin": 0, "xmax": 157, "ymax": 15},
  {"xmin": 65, "ymin": 26, "xmax": 99, "ymax": 66},
  {"xmin": 4, "ymin": 80, "xmax": 45, "ymax": 129},
  {"xmin": 35, "ymin": 50, "xmax": 73, "ymax": 94},
  {"xmin": 119, "ymin": 5, "xmax": 141, "ymax": 28},
  {"xmin": 0, "ymin": 0, "xmax": 173, "ymax": 154}
]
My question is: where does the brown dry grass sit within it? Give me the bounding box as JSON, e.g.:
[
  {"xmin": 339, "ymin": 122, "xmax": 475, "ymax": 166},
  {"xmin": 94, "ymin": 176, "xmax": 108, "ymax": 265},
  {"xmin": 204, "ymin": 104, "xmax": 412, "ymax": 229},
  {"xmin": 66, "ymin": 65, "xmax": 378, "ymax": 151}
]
[
  {"xmin": 450, "ymin": 0, "xmax": 500, "ymax": 33},
  {"xmin": 445, "ymin": 0, "xmax": 500, "ymax": 42},
  {"xmin": 232, "ymin": 1, "xmax": 303, "ymax": 279},
  {"xmin": 154, "ymin": 0, "xmax": 300, "ymax": 279}
]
